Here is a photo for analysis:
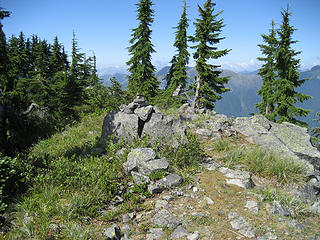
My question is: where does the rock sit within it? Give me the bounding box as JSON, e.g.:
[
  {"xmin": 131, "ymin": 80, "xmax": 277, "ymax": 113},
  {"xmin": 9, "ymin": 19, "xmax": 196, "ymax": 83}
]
[
  {"xmin": 287, "ymin": 219, "xmax": 304, "ymax": 230},
  {"xmin": 228, "ymin": 210, "xmax": 239, "ymax": 220},
  {"xmin": 195, "ymin": 128, "xmax": 212, "ymax": 137},
  {"xmin": 257, "ymin": 232, "xmax": 278, "ymax": 240},
  {"xmin": 162, "ymin": 195, "xmax": 175, "ymax": 201},
  {"xmin": 233, "ymin": 114, "xmax": 319, "ymax": 176},
  {"xmin": 245, "ymin": 200, "xmax": 259, "ymax": 214},
  {"xmin": 230, "ymin": 216, "xmax": 249, "ymax": 230},
  {"xmin": 207, "ymin": 114, "xmax": 229, "ymax": 131},
  {"xmin": 267, "ymin": 201, "xmax": 291, "ymax": 217},
  {"xmin": 148, "ymin": 183, "xmax": 164, "ymax": 194},
  {"xmin": 204, "ymin": 196, "xmax": 214, "ymax": 205},
  {"xmin": 134, "ymin": 105, "xmax": 153, "ymax": 121},
  {"xmin": 155, "ymin": 200, "xmax": 168, "ymax": 209},
  {"xmin": 101, "ymin": 111, "xmax": 139, "ymax": 143},
  {"xmin": 152, "ymin": 209, "xmax": 181, "ymax": 229},
  {"xmin": 239, "ymin": 226, "xmax": 255, "ymax": 238},
  {"xmin": 146, "ymin": 228, "xmax": 164, "ymax": 240},
  {"xmin": 187, "ymin": 232, "xmax": 200, "ymax": 240},
  {"xmin": 158, "ymin": 173, "xmax": 183, "ymax": 188},
  {"xmin": 220, "ymin": 168, "xmax": 255, "ymax": 189},
  {"xmin": 123, "ymin": 148, "xmax": 156, "ymax": 174},
  {"xmin": 143, "ymin": 113, "xmax": 187, "ymax": 148},
  {"xmin": 139, "ymin": 158, "xmax": 169, "ymax": 175},
  {"xmin": 103, "ymin": 224, "xmax": 121, "ymax": 240},
  {"xmin": 309, "ymin": 201, "xmax": 320, "ymax": 215},
  {"xmin": 170, "ymin": 225, "xmax": 188, "ymax": 239},
  {"xmin": 122, "ymin": 224, "xmax": 131, "ymax": 238},
  {"xmin": 131, "ymin": 171, "xmax": 151, "ymax": 185}
]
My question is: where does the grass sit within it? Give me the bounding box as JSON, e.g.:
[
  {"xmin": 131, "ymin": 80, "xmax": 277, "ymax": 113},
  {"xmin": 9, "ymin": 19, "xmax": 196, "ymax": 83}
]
[{"xmin": 218, "ymin": 144, "xmax": 307, "ymax": 185}]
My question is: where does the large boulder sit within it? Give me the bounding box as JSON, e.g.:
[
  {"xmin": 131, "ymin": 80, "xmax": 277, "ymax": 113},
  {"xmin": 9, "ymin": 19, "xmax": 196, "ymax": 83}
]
[
  {"xmin": 101, "ymin": 111, "xmax": 139, "ymax": 143},
  {"xmin": 232, "ymin": 114, "xmax": 320, "ymax": 176},
  {"xmin": 100, "ymin": 96, "xmax": 187, "ymax": 147}
]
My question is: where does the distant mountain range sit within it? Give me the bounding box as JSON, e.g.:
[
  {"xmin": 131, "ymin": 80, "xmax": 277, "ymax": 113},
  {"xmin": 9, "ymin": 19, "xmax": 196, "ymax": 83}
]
[{"xmin": 100, "ymin": 65, "xmax": 320, "ymax": 129}]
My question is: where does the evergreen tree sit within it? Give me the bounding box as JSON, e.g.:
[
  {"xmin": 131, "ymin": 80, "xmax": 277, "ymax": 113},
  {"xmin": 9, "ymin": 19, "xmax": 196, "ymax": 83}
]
[
  {"xmin": 127, "ymin": 0, "xmax": 159, "ymax": 99},
  {"xmin": 0, "ymin": 8, "xmax": 11, "ymax": 153},
  {"xmin": 189, "ymin": 0, "xmax": 231, "ymax": 110},
  {"xmin": 256, "ymin": 20, "xmax": 278, "ymax": 121},
  {"xmin": 166, "ymin": 0, "xmax": 190, "ymax": 91},
  {"xmin": 273, "ymin": 6, "xmax": 311, "ymax": 126}
]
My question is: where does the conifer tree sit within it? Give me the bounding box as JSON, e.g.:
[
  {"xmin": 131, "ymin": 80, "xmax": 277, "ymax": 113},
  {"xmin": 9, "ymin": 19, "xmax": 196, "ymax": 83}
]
[
  {"xmin": 273, "ymin": 6, "xmax": 311, "ymax": 126},
  {"xmin": 166, "ymin": 0, "xmax": 190, "ymax": 91},
  {"xmin": 189, "ymin": 0, "xmax": 231, "ymax": 110},
  {"xmin": 0, "ymin": 8, "xmax": 11, "ymax": 152},
  {"xmin": 127, "ymin": 0, "xmax": 159, "ymax": 99},
  {"xmin": 256, "ymin": 20, "xmax": 278, "ymax": 121}
]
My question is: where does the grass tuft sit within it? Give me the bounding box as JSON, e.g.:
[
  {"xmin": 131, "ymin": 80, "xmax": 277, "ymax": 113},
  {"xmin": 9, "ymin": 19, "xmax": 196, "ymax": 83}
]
[{"xmin": 219, "ymin": 144, "xmax": 306, "ymax": 185}]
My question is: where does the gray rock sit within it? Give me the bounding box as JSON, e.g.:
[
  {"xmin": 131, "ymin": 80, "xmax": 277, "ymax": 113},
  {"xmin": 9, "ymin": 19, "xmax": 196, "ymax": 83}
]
[
  {"xmin": 122, "ymin": 224, "xmax": 131, "ymax": 238},
  {"xmin": 123, "ymin": 148, "xmax": 156, "ymax": 174},
  {"xmin": 207, "ymin": 114, "xmax": 229, "ymax": 131},
  {"xmin": 131, "ymin": 171, "xmax": 151, "ymax": 185},
  {"xmin": 162, "ymin": 195, "xmax": 175, "ymax": 201},
  {"xmin": 257, "ymin": 232, "xmax": 278, "ymax": 240},
  {"xmin": 170, "ymin": 225, "xmax": 188, "ymax": 239},
  {"xmin": 220, "ymin": 168, "xmax": 255, "ymax": 189},
  {"xmin": 143, "ymin": 113, "xmax": 187, "ymax": 148},
  {"xmin": 155, "ymin": 200, "xmax": 168, "ymax": 209},
  {"xmin": 103, "ymin": 224, "xmax": 121, "ymax": 240},
  {"xmin": 230, "ymin": 216, "xmax": 249, "ymax": 230},
  {"xmin": 287, "ymin": 219, "xmax": 304, "ymax": 230},
  {"xmin": 309, "ymin": 201, "xmax": 320, "ymax": 215},
  {"xmin": 239, "ymin": 226, "xmax": 255, "ymax": 238},
  {"xmin": 158, "ymin": 173, "xmax": 183, "ymax": 188},
  {"xmin": 148, "ymin": 183, "xmax": 164, "ymax": 194},
  {"xmin": 245, "ymin": 200, "xmax": 259, "ymax": 214},
  {"xmin": 204, "ymin": 196, "xmax": 214, "ymax": 205},
  {"xmin": 101, "ymin": 111, "xmax": 139, "ymax": 143},
  {"xmin": 139, "ymin": 158, "xmax": 169, "ymax": 175},
  {"xmin": 187, "ymin": 232, "xmax": 200, "ymax": 240},
  {"xmin": 195, "ymin": 128, "xmax": 212, "ymax": 137},
  {"xmin": 228, "ymin": 210, "xmax": 239, "ymax": 220},
  {"xmin": 152, "ymin": 209, "xmax": 181, "ymax": 229},
  {"xmin": 146, "ymin": 228, "xmax": 164, "ymax": 240},
  {"xmin": 267, "ymin": 201, "xmax": 291, "ymax": 217},
  {"xmin": 134, "ymin": 105, "xmax": 153, "ymax": 121},
  {"xmin": 233, "ymin": 114, "xmax": 319, "ymax": 176}
]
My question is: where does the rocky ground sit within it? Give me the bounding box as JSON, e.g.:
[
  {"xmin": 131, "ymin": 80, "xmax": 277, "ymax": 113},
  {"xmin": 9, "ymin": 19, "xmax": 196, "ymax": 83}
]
[{"xmin": 100, "ymin": 100, "xmax": 320, "ymax": 240}]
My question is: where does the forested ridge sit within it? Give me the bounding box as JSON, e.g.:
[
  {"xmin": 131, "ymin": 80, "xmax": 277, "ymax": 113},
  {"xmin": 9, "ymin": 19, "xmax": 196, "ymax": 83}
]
[{"xmin": 1, "ymin": 1, "xmax": 320, "ymax": 238}]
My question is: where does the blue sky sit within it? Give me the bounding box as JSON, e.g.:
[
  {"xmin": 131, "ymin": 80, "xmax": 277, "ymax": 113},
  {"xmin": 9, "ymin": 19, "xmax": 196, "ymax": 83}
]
[{"xmin": 1, "ymin": 0, "xmax": 320, "ymax": 73}]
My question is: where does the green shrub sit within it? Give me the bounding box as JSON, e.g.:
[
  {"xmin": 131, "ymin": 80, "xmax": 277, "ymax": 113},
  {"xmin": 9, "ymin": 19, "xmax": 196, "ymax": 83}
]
[
  {"xmin": 161, "ymin": 133, "xmax": 204, "ymax": 169},
  {"xmin": 0, "ymin": 153, "xmax": 23, "ymax": 213}
]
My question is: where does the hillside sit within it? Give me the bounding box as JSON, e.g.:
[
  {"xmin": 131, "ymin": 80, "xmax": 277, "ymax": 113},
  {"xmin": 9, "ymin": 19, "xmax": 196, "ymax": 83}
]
[
  {"xmin": 1, "ymin": 101, "xmax": 320, "ymax": 239},
  {"xmin": 101, "ymin": 65, "xmax": 320, "ymax": 128}
]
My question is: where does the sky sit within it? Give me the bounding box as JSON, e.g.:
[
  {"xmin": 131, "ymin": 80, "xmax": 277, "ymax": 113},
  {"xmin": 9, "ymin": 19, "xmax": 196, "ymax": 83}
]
[{"xmin": 1, "ymin": 0, "xmax": 320, "ymax": 74}]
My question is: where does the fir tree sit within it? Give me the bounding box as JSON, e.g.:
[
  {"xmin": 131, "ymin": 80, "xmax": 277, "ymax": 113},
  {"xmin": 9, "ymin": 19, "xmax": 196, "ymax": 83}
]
[
  {"xmin": 273, "ymin": 6, "xmax": 311, "ymax": 126},
  {"xmin": 166, "ymin": 0, "xmax": 190, "ymax": 91},
  {"xmin": 256, "ymin": 20, "xmax": 278, "ymax": 121},
  {"xmin": 127, "ymin": 0, "xmax": 159, "ymax": 99},
  {"xmin": 189, "ymin": 0, "xmax": 231, "ymax": 110},
  {"xmin": 0, "ymin": 8, "xmax": 11, "ymax": 153}
]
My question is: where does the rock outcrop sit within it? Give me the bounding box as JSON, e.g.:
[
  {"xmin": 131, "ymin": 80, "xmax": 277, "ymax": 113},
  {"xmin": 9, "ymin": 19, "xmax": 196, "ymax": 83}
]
[{"xmin": 101, "ymin": 95, "xmax": 187, "ymax": 147}]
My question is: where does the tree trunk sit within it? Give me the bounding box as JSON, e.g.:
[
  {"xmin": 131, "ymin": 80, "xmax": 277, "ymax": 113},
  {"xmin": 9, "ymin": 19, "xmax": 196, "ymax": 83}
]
[
  {"xmin": 265, "ymin": 103, "xmax": 270, "ymax": 115},
  {"xmin": 192, "ymin": 76, "xmax": 202, "ymax": 111}
]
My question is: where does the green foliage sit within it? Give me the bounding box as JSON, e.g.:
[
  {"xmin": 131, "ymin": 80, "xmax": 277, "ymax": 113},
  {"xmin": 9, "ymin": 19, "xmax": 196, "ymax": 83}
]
[
  {"xmin": 127, "ymin": 0, "xmax": 159, "ymax": 99},
  {"xmin": 211, "ymin": 138, "xmax": 233, "ymax": 152},
  {"xmin": 219, "ymin": 144, "xmax": 306, "ymax": 184},
  {"xmin": 258, "ymin": 187, "xmax": 309, "ymax": 217},
  {"xmin": 0, "ymin": 153, "xmax": 23, "ymax": 212},
  {"xmin": 165, "ymin": 0, "xmax": 190, "ymax": 91},
  {"xmin": 311, "ymin": 112, "xmax": 320, "ymax": 150},
  {"xmin": 273, "ymin": 7, "xmax": 311, "ymax": 126},
  {"xmin": 151, "ymin": 88, "xmax": 185, "ymax": 110},
  {"xmin": 256, "ymin": 20, "xmax": 277, "ymax": 121},
  {"xmin": 189, "ymin": 0, "xmax": 231, "ymax": 110},
  {"xmin": 161, "ymin": 133, "xmax": 204, "ymax": 169},
  {"xmin": 148, "ymin": 170, "xmax": 168, "ymax": 181}
]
